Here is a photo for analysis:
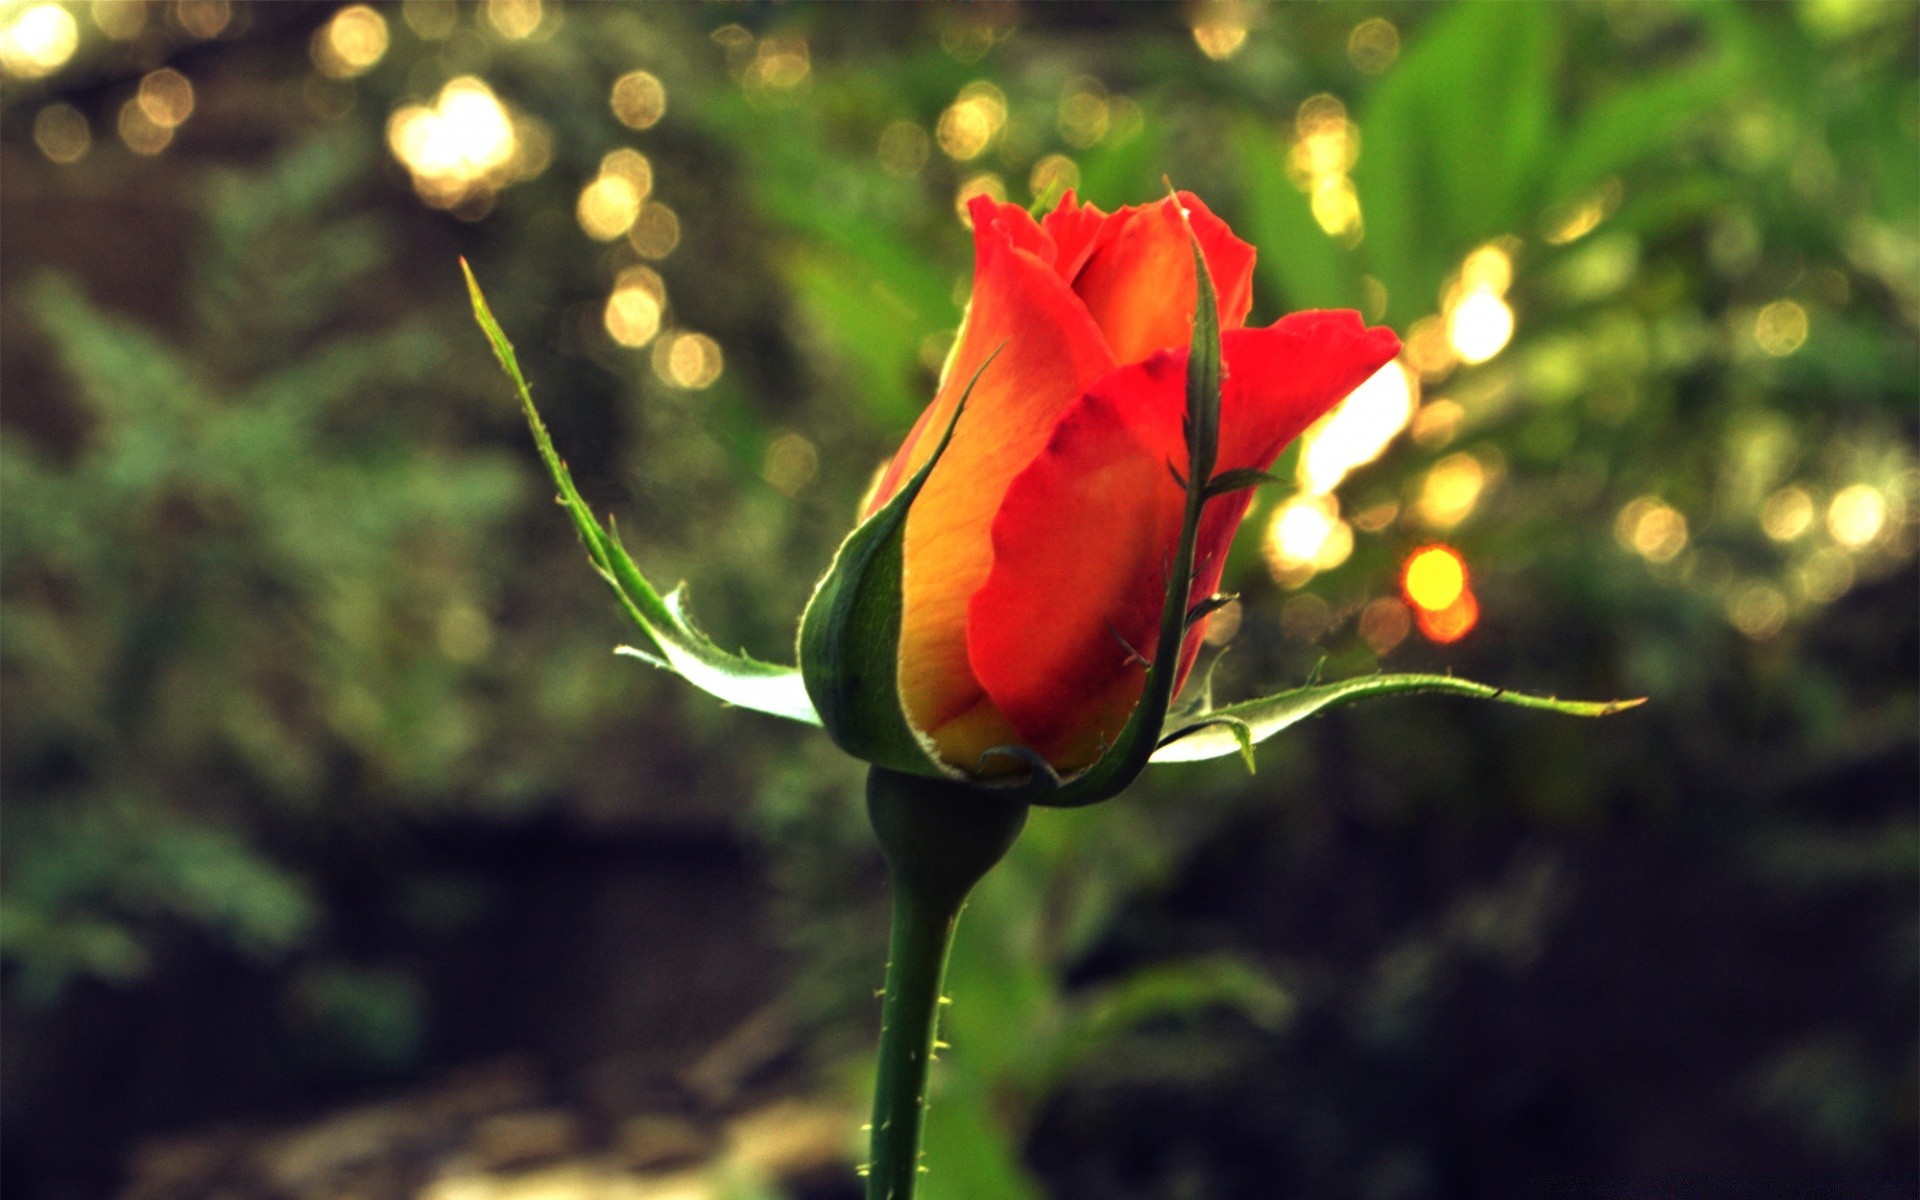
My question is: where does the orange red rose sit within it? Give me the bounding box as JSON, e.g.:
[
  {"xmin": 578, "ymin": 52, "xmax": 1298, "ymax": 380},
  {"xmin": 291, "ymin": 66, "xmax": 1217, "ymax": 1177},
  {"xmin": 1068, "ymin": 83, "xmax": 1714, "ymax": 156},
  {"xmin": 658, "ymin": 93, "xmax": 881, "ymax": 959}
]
[{"xmin": 865, "ymin": 191, "xmax": 1400, "ymax": 773}]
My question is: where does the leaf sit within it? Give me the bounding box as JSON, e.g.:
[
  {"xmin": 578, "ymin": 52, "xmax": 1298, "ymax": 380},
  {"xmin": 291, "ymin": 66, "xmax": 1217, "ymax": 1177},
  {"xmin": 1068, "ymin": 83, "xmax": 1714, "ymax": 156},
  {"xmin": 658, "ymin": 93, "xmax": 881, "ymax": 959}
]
[
  {"xmin": 1005, "ymin": 198, "xmax": 1223, "ymax": 807},
  {"xmin": 794, "ymin": 355, "xmax": 998, "ymax": 780},
  {"xmin": 1354, "ymin": 2, "xmax": 1560, "ymax": 322},
  {"xmin": 462, "ymin": 261, "xmax": 820, "ymax": 726},
  {"xmin": 1544, "ymin": 48, "xmax": 1748, "ymax": 209},
  {"xmin": 1150, "ymin": 673, "xmax": 1645, "ymax": 765}
]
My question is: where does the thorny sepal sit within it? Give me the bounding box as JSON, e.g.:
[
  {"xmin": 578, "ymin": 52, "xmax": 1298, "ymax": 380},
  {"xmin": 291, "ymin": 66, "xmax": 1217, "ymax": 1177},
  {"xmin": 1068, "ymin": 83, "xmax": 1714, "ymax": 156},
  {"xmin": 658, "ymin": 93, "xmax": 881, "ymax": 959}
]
[
  {"xmin": 1151, "ymin": 672, "xmax": 1647, "ymax": 766},
  {"xmin": 464, "ymin": 261, "xmax": 820, "ymax": 726}
]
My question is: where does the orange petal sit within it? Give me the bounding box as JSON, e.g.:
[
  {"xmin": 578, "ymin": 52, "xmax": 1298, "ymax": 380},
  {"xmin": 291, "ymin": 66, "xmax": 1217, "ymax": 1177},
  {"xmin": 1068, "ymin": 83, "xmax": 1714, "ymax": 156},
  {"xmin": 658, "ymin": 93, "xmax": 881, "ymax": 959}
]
[
  {"xmin": 889, "ymin": 195, "xmax": 1116, "ymax": 769},
  {"xmin": 864, "ymin": 200, "xmax": 1059, "ymax": 516},
  {"xmin": 1059, "ymin": 191, "xmax": 1257, "ymax": 364},
  {"xmin": 968, "ymin": 313, "xmax": 1399, "ymax": 768},
  {"xmin": 1040, "ymin": 189, "xmax": 1111, "ymax": 283}
]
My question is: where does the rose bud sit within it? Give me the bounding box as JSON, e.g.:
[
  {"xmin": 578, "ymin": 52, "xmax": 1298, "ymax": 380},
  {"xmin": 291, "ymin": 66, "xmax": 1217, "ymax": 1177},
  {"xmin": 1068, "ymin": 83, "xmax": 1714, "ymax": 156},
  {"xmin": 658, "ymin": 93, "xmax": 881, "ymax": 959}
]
[{"xmin": 802, "ymin": 191, "xmax": 1399, "ymax": 783}]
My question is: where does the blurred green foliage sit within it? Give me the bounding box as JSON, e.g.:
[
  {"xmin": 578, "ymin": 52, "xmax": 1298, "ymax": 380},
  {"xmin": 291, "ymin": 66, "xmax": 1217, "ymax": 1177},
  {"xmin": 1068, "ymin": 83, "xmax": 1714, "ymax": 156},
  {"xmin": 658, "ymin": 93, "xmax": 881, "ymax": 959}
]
[{"xmin": 2, "ymin": 2, "xmax": 1915, "ymax": 1197}]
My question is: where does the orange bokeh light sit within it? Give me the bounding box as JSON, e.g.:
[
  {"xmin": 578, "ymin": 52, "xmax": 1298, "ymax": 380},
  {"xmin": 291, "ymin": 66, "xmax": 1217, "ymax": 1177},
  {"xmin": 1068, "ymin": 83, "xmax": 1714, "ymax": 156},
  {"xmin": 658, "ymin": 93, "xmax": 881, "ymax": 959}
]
[
  {"xmin": 1402, "ymin": 544, "xmax": 1468, "ymax": 612},
  {"xmin": 1415, "ymin": 590, "xmax": 1479, "ymax": 643}
]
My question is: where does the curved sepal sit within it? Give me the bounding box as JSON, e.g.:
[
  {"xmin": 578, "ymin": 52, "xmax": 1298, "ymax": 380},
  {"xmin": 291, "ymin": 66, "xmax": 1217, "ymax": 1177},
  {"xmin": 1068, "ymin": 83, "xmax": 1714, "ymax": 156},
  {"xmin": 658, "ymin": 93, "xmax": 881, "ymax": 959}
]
[
  {"xmin": 1151, "ymin": 672, "xmax": 1645, "ymax": 766},
  {"xmin": 796, "ymin": 358, "xmax": 996, "ymax": 780},
  {"xmin": 464, "ymin": 262, "xmax": 819, "ymax": 726}
]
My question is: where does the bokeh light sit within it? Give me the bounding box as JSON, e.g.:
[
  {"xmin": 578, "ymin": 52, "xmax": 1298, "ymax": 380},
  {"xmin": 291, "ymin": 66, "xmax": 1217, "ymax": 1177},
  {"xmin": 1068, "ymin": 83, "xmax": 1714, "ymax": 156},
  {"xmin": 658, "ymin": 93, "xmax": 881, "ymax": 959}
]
[
  {"xmin": 1295, "ymin": 359, "xmax": 1417, "ymax": 495},
  {"xmin": 604, "ymin": 267, "xmax": 665, "ymax": 349},
  {"xmin": 1446, "ymin": 289, "xmax": 1514, "ymax": 365},
  {"xmin": 1346, "ymin": 17, "xmax": 1400, "ymax": 74},
  {"xmin": 1727, "ymin": 581, "xmax": 1788, "ymax": 640},
  {"xmin": 387, "ymin": 77, "xmax": 537, "ymax": 210},
  {"xmin": 1289, "ymin": 95, "xmax": 1358, "ymax": 182},
  {"xmin": 1753, "ymin": 299, "xmax": 1809, "ymax": 357},
  {"xmin": 937, "ymin": 81, "xmax": 1006, "ymax": 161},
  {"xmin": 1287, "ymin": 94, "xmax": 1363, "ymax": 240},
  {"xmin": 1057, "ymin": 77, "xmax": 1110, "ymax": 149},
  {"xmin": 954, "ymin": 173, "xmax": 1007, "ymax": 225},
  {"xmin": 1191, "ymin": 3, "xmax": 1250, "ymax": 60},
  {"xmin": 118, "ymin": 97, "xmax": 173, "ymax": 155},
  {"xmin": 610, "ymin": 70, "xmax": 667, "ymax": 130},
  {"xmin": 1404, "ymin": 541, "xmax": 1480, "ymax": 645},
  {"xmin": 1615, "ymin": 496, "xmax": 1689, "ymax": 564},
  {"xmin": 1440, "ymin": 242, "xmax": 1518, "ymax": 366},
  {"xmin": 1358, "ymin": 596, "xmax": 1412, "ymax": 655},
  {"xmin": 33, "ymin": 102, "xmax": 90, "ymax": 163},
  {"xmin": 1263, "ymin": 495, "xmax": 1352, "ymax": 587},
  {"xmin": 1404, "ymin": 314, "xmax": 1459, "ymax": 381},
  {"xmin": 1409, "ymin": 398, "xmax": 1465, "ymax": 448},
  {"xmin": 1416, "ymin": 590, "xmax": 1480, "ymax": 643},
  {"xmin": 173, "ymin": 0, "xmax": 231, "ymax": 40},
  {"xmin": 1, "ymin": 3, "xmax": 79, "ymax": 78},
  {"xmin": 1414, "ymin": 452, "xmax": 1488, "ymax": 529},
  {"xmin": 744, "ymin": 36, "xmax": 810, "ymax": 93},
  {"xmin": 578, "ymin": 176, "xmax": 642, "ymax": 241},
  {"xmin": 627, "ymin": 202, "xmax": 680, "ymax": 259},
  {"xmin": 485, "ymin": 0, "xmax": 542, "ymax": 41},
  {"xmin": 762, "ymin": 432, "xmax": 820, "ymax": 497},
  {"xmin": 652, "ymin": 332, "xmax": 724, "ymax": 390},
  {"xmin": 1761, "ymin": 485, "xmax": 1815, "ymax": 541},
  {"xmin": 600, "ymin": 148, "xmax": 653, "ymax": 194},
  {"xmin": 1402, "ymin": 545, "xmax": 1468, "ymax": 613},
  {"xmin": 313, "ymin": 5, "xmax": 389, "ymax": 79},
  {"xmin": 1827, "ymin": 484, "xmax": 1886, "ymax": 548},
  {"xmin": 137, "ymin": 67, "xmax": 194, "ymax": 129}
]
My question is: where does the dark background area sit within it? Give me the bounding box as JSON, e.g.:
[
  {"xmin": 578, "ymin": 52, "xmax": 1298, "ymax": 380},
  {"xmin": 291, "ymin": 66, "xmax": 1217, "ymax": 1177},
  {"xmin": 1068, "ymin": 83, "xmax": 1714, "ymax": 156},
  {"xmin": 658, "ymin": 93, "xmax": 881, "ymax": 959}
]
[{"xmin": 3, "ymin": 2, "xmax": 1916, "ymax": 1198}]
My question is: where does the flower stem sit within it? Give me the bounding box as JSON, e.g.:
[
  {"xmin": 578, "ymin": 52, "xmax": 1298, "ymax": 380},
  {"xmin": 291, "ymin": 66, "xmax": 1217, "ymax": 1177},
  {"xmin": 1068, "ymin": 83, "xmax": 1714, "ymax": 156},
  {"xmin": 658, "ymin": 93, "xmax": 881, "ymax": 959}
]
[{"xmin": 865, "ymin": 767, "xmax": 1027, "ymax": 1200}]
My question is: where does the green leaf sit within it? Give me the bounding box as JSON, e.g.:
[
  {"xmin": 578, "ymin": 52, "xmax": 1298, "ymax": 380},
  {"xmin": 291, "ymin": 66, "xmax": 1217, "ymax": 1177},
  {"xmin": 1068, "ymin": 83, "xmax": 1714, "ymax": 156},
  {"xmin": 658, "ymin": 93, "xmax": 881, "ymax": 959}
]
[
  {"xmin": 1005, "ymin": 200, "xmax": 1223, "ymax": 807},
  {"xmin": 463, "ymin": 262, "xmax": 819, "ymax": 727},
  {"xmin": 1544, "ymin": 46, "xmax": 1748, "ymax": 209},
  {"xmin": 1354, "ymin": 2, "xmax": 1560, "ymax": 322},
  {"xmin": 795, "ymin": 357, "xmax": 997, "ymax": 780},
  {"xmin": 1151, "ymin": 673, "xmax": 1645, "ymax": 765}
]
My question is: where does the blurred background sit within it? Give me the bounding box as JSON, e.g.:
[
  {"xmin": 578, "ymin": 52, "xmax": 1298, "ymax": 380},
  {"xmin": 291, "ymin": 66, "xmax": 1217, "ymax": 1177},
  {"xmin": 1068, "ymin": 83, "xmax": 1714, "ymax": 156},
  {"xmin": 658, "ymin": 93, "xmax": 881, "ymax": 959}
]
[{"xmin": 3, "ymin": 2, "xmax": 1916, "ymax": 1198}]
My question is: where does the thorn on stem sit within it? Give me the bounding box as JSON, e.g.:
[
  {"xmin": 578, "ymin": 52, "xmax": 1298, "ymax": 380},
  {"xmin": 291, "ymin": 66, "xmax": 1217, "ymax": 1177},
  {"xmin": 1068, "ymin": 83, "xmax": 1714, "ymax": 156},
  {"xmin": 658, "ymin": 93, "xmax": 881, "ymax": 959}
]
[{"xmin": 1108, "ymin": 623, "xmax": 1152, "ymax": 669}]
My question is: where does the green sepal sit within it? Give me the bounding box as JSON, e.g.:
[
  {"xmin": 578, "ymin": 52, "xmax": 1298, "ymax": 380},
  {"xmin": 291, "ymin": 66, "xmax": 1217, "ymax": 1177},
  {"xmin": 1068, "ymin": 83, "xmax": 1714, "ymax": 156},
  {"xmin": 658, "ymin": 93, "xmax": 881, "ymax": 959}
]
[
  {"xmin": 1204, "ymin": 467, "xmax": 1282, "ymax": 498},
  {"xmin": 993, "ymin": 195, "xmax": 1224, "ymax": 807},
  {"xmin": 1151, "ymin": 672, "xmax": 1645, "ymax": 766},
  {"xmin": 795, "ymin": 354, "xmax": 997, "ymax": 779},
  {"xmin": 463, "ymin": 262, "xmax": 819, "ymax": 726}
]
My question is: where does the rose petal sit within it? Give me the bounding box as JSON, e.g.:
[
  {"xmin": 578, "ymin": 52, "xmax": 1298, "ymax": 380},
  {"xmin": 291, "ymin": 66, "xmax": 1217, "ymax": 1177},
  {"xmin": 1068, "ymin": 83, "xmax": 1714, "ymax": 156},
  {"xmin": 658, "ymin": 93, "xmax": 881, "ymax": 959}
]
[
  {"xmin": 1040, "ymin": 190, "xmax": 1111, "ymax": 282},
  {"xmin": 883, "ymin": 194, "xmax": 1117, "ymax": 768},
  {"xmin": 865, "ymin": 200, "xmax": 1059, "ymax": 515},
  {"xmin": 1059, "ymin": 191, "xmax": 1257, "ymax": 364},
  {"xmin": 968, "ymin": 313, "xmax": 1400, "ymax": 768}
]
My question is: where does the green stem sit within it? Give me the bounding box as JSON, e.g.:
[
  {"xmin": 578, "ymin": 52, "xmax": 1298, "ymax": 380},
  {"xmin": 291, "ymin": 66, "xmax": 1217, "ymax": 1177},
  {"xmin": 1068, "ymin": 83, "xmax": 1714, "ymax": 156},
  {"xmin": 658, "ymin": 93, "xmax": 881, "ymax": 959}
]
[{"xmin": 865, "ymin": 767, "xmax": 1027, "ymax": 1200}]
